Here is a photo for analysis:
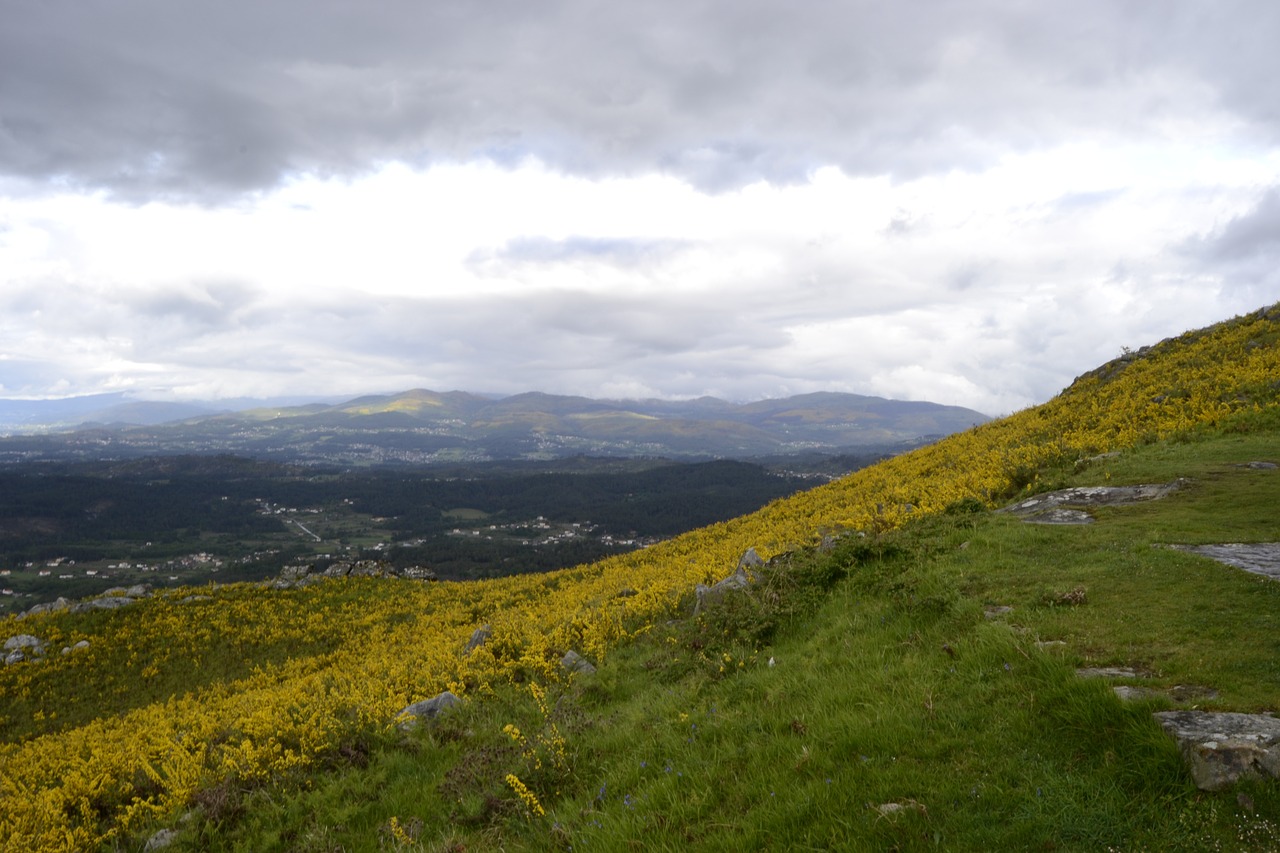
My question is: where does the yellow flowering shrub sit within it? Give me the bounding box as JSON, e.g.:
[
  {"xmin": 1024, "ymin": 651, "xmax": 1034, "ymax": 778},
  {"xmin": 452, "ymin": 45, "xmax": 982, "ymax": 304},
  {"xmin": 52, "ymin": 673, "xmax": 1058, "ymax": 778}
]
[{"xmin": 1, "ymin": 304, "xmax": 1278, "ymax": 850}]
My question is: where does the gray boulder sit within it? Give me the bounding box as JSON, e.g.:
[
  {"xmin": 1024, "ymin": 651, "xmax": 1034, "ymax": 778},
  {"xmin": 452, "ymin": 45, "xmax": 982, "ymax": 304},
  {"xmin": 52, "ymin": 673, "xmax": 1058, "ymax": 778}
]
[
  {"xmin": 738, "ymin": 547, "xmax": 765, "ymax": 571},
  {"xmin": 464, "ymin": 624, "xmax": 491, "ymax": 654},
  {"xmin": 22, "ymin": 597, "xmax": 71, "ymax": 618},
  {"xmin": 279, "ymin": 564, "xmax": 312, "ymax": 581},
  {"xmin": 4, "ymin": 634, "xmax": 45, "ymax": 665},
  {"xmin": 397, "ymin": 691, "xmax": 462, "ymax": 729},
  {"xmin": 694, "ymin": 566, "xmax": 754, "ymax": 615},
  {"xmin": 1154, "ymin": 710, "xmax": 1280, "ymax": 791},
  {"xmin": 561, "ymin": 650, "xmax": 596, "ymax": 675}
]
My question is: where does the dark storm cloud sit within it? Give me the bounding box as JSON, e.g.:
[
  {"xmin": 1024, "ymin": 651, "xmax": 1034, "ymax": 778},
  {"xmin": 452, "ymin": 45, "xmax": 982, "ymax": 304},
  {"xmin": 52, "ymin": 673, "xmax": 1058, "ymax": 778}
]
[{"xmin": 3, "ymin": 0, "xmax": 1276, "ymax": 202}]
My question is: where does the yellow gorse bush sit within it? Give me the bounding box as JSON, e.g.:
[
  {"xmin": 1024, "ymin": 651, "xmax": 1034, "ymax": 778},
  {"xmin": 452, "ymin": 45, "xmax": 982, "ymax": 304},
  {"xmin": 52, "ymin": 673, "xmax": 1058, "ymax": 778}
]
[{"xmin": 2, "ymin": 305, "xmax": 1278, "ymax": 850}]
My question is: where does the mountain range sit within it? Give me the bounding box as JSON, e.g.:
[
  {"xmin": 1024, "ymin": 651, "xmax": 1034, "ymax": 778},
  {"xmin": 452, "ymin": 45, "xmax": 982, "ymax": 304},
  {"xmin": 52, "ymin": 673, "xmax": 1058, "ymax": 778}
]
[{"xmin": 0, "ymin": 389, "xmax": 990, "ymax": 465}]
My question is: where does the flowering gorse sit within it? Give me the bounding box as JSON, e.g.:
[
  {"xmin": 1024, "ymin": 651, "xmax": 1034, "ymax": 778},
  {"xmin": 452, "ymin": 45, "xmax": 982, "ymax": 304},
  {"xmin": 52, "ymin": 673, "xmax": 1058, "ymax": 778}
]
[{"xmin": 2, "ymin": 305, "xmax": 1278, "ymax": 850}]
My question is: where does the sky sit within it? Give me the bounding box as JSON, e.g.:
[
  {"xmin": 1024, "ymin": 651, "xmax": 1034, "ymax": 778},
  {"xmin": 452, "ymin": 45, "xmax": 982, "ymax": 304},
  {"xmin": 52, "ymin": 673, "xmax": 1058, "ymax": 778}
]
[{"xmin": 3, "ymin": 2, "xmax": 1280, "ymax": 416}]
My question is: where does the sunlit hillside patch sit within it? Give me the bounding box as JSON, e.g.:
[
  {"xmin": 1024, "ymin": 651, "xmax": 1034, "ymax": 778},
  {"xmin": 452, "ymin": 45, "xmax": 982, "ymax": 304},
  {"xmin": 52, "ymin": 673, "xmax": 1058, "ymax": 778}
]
[{"xmin": 1, "ymin": 305, "xmax": 1278, "ymax": 850}]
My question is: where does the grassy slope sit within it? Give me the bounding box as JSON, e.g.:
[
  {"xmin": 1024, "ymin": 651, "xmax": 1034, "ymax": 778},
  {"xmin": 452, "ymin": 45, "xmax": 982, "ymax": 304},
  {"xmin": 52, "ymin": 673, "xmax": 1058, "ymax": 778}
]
[
  {"xmin": 4, "ymin": 306, "xmax": 1280, "ymax": 851},
  {"xmin": 167, "ymin": 428, "xmax": 1280, "ymax": 852},
  {"xmin": 160, "ymin": 390, "xmax": 1280, "ymax": 849}
]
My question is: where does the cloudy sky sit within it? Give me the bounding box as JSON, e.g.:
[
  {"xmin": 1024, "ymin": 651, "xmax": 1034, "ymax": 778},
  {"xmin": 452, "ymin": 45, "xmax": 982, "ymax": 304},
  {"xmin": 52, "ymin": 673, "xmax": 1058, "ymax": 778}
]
[{"xmin": 3, "ymin": 1, "xmax": 1279, "ymax": 415}]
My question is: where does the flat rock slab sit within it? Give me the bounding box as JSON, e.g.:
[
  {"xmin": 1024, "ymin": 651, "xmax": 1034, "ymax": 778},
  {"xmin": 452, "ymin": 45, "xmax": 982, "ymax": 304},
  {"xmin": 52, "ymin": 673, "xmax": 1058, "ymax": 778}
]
[
  {"xmin": 1077, "ymin": 666, "xmax": 1143, "ymax": 679},
  {"xmin": 1003, "ymin": 480, "xmax": 1187, "ymax": 525},
  {"xmin": 1170, "ymin": 543, "xmax": 1280, "ymax": 581},
  {"xmin": 1154, "ymin": 710, "xmax": 1280, "ymax": 790}
]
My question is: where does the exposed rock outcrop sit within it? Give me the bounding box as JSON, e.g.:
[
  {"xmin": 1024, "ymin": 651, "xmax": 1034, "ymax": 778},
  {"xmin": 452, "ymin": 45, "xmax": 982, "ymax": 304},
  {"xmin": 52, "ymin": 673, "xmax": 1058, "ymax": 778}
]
[
  {"xmin": 1003, "ymin": 480, "xmax": 1189, "ymax": 525},
  {"xmin": 694, "ymin": 548, "xmax": 764, "ymax": 614},
  {"xmin": 1154, "ymin": 710, "xmax": 1280, "ymax": 791},
  {"xmin": 1170, "ymin": 543, "xmax": 1280, "ymax": 582}
]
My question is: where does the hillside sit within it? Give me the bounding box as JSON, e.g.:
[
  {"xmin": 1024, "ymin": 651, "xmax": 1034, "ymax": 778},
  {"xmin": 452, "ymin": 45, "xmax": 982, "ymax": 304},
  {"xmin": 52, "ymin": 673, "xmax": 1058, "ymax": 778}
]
[
  {"xmin": 2, "ymin": 305, "xmax": 1279, "ymax": 851},
  {"xmin": 0, "ymin": 390, "xmax": 989, "ymax": 465}
]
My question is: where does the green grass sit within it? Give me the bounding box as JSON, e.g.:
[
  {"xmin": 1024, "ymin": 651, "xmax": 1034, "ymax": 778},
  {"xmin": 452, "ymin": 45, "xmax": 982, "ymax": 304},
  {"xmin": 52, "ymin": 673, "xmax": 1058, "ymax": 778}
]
[{"xmin": 127, "ymin": 429, "xmax": 1280, "ymax": 851}]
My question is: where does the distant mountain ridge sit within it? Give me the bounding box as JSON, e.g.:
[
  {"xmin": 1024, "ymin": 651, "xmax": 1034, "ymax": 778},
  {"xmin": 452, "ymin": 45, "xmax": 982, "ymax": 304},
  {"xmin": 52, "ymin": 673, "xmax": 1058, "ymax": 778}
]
[{"xmin": 0, "ymin": 389, "xmax": 991, "ymax": 465}]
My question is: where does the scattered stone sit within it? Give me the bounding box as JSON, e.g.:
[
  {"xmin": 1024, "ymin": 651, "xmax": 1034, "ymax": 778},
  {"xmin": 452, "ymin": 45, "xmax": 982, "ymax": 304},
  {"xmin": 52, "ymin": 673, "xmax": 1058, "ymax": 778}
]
[
  {"xmin": 144, "ymin": 828, "xmax": 179, "ymax": 851},
  {"xmin": 738, "ymin": 547, "xmax": 765, "ymax": 571},
  {"xmin": 1076, "ymin": 666, "xmax": 1143, "ymax": 679},
  {"xmin": 3, "ymin": 635, "xmax": 45, "ymax": 665},
  {"xmin": 179, "ymin": 595, "xmax": 212, "ymax": 604},
  {"xmin": 464, "ymin": 624, "xmax": 491, "ymax": 654},
  {"xmin": 561, "ymin": 650, "xmax": 596, "ymax": 675},
  {"xmin": 126, "ymin": 584, "xmax": 150, "ymax": 598},
  {"xmin": 1113, "ymin": 685, "xmax": 1162, "ymax": 702},
  {"xmin": 1244, "ymin": 461, "xmax": 1278, "ymax": 470},
  {"xmin": 397, "ymin": 691, "xmax": 462, "ymax": 729},
  {"xmin": 1154, "ymin": 710, "xmax": 1280, "ymax": 791},
  {"xmin": 983, "ymin": 605, "xmax": 1014, "ymax": 619},
  {"xmin": 102, "ymin": 587, "xmax": 129, "ymax": 597},
  {"xmin": 1170, "ymin": 543, "xmax": 1280, "ymax": 582},
  {"xmin": 1035, "ymin": 640, "xmax": 1067, "ymax": 649}
]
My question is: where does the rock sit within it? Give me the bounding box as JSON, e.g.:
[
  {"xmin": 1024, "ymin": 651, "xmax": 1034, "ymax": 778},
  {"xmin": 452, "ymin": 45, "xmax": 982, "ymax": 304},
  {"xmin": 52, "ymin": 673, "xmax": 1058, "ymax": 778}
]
[
  {"xmin": 81, "ymin": 596, "xmax": 135, "ymax": 611},
  {"xmin": 144, "ymin": 828, "xmax": 179, "ymax": 851},
  {"xmin": 126, "ymin": 584, "xmax": 151, "ymax": 598},
  {"xmin": 1169, "ymin": 684, "xmax": 1219, "ymax": 702},
  {"xmin": 983, "ymin": 605, "xmax": 1014, "ymax": 619},
  {"xmin": 1030, "ymin": 508, "xmax": 1095, "ymax": 525},
  {"xmin": 1170, "ymin": 543, "xmax": 1280, "ymax": 582},
  {"xmin": 4, "ymin": 634, "xmax": 45, "ymax": 655},
  {"xmin": 279, "ymin": 564, "xmax": 312, "ymax": 581},
  {"xmin": 102, "ymin": 587, "xmax": 128, "ymax": 596},
  {"xmin": 464, "ymin": 624, "xmax": 491, "ymax": 653},
  {"xmin": 1154, "ymin": 710, "xmax": 1280, "ymax": 791},
  {"xmin": 397, "ymin": 691, "xmax": 462, "ymax": 729},
  {"xmin": 1003, "ymin": 480, "xmax": 1188, "ymax": 525},
  {"xmin": 694, "ymin": 558, "xmax": 759, "ymax": 615},
  {"xmin": 398, "ymin": 565, "xmax": 437, "ymax": 581},
  {"xmin": 561, "ymin": 650, "xmax": 596, "ymax": 675},
  {"xmin": 4, "ymin": 651, "xmax": 26, "ymax": 665},
  {"xmin": 60, "ymin": 640, "xmax": 90, "ymax": 656},
  {"xmin": 1113, "ymin": 685, "xmax": 1161, "ymax": 702},
  {"xmin": 322, "ymin": 562, "xmax": 353, "ymax": 578},
  {"xmin": 1077, "ymin": 666, "xmax": 1142, "ymax": 679},
  {"xmin": 738, "ymin": 547, "xmax": 765, "ymax": 571},
  {"xmin": 22, "ymin": 597, "xmax": 71, "ymax": 618},
  {"xmin": 348, "ymin": 560, "xmax": 388, "ymax": 577},
  {"xmin": 179, "ymin": 595, "xmax": 212, "ymax": 603},
  {"xmin": 1245, "ymin": 461, "xmax": 1277, "ymax": 470}
]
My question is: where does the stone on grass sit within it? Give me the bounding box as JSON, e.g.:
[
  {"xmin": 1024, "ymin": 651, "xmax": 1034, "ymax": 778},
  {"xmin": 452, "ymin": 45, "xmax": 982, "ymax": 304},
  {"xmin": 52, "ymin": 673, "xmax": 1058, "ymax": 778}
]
[
  {"xmin": 561, "ymin": 650, "xmax": 596, "ymax": 675},
  {"xmin": 1154, "ymin": 710, "xmax": 1280, "ymax": 791},
  {"xmin": 397, "ymin": 691, "xmax": 462, "ymax": 730},
  {"xmin": 144, "ymin": 828, "xmax": 179, "ymax": 851},
  {"xmin": 694, "ymin": 550, "xmax": 763, "ymax": 614}
]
